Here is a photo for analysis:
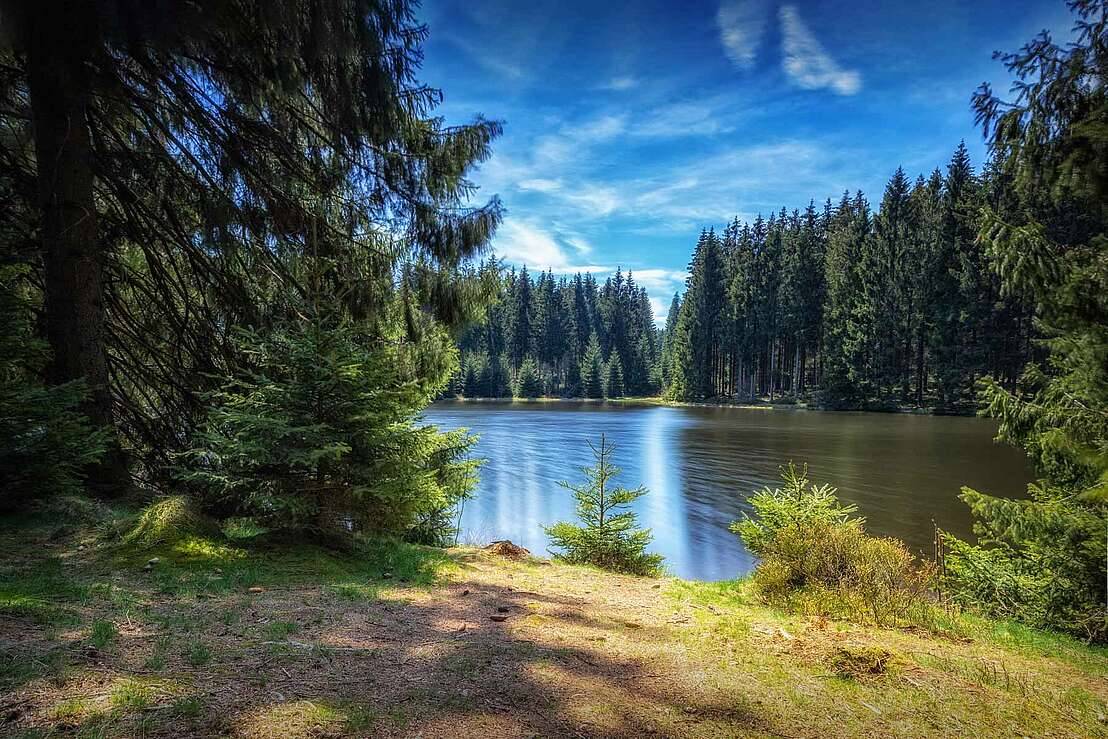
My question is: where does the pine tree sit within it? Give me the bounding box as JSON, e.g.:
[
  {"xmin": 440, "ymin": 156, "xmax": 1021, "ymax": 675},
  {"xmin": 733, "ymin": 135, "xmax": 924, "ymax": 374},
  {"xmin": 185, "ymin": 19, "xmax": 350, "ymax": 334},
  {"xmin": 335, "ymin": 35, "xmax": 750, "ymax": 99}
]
[
  {"xmin": 943, "ymin": 1, "xmax": 1108, "ymax": 641},
  {"xmin": 544, "ymin": 434, "xmax": 663, "ymax": 576},
  {"xmin": 580, "ymin": 333, "xmax": 605, "ymax": 399},
  {"xmin": 604, "ymin": 352, "xmax": 625, "ymax": 399},
  {"xmin": 867, "ymin": 167, "xmax": 914, "ymax": 398},
  {"xmin": 506, "ymin": 267, "xmax": 534, "ymax": 368},
  {"xmin": 660, "ymin": 293, "xmax": 682, "ymax": 390},
  {"xmin": 821, "ymin": 192, "xmax": 872, "ymax": 405},
  {"xmin": 2, "ymin": 0, "xmax": 503, "ymax": 491},
  {"xmin": 178, "ymin": 312, "xmax": 479, "ymax": 546},
  {"xmin": 673, "ymin": 229, "xmax": 727, "ymax": 398},
  {"xmin": 513, "ymin": 357, "xmax": 543, "ymax": 398},
  {"xmin": 0, "ymin": 266, "xmax": 107, "ymax": 509}
]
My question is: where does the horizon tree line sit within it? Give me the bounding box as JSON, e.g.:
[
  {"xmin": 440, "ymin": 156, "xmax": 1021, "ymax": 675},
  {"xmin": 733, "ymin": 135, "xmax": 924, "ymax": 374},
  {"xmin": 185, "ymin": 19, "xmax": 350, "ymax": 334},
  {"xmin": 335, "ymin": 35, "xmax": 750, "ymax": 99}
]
[
  {"xmin": 448, "ymin": 263, "xmax": 661, "ymax": 398},
  {"xmin": 662, "ymin": 141, "xmax": 1035, "ymax": 409}
]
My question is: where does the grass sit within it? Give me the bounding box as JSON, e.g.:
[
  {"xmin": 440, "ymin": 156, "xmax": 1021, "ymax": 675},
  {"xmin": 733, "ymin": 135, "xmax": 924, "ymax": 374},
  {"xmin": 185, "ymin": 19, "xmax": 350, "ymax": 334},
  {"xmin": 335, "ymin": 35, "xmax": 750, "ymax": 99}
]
[
  {"xmin": 88, "ymin": 619, "xmax": 118, "ymax": 649},
  {"xmin": 184, "ymin": 640, "xmax": 212, "ymax": 667},
  {"xmin": 2, "ymin": 498, "xmax": 1107, "ymax": 738},
  {"xmin": 110, "ymin": 678, "xmax": 156, "ymax": 710},
  {"xmin": 266, "ymin": 620, "xmax": 299, "ymax": 639}
]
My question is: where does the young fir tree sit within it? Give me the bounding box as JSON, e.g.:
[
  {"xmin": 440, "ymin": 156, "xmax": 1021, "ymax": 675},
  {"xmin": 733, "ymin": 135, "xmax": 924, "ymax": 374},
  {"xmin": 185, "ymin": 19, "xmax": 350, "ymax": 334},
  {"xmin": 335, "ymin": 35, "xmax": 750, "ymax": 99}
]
[
  {"xmin": 544, "ymin": 434, "xmax": 663, "ymax": 576},
  {"xmin": 177, "ymin": 290, "xmax": 480, "ymax": 547},
  {"xmin": 604, "ymin": 352, "xmax": 625, "ymax": 399},
  {"xmin": 580, "ymin": 333, "xmax": 605, "ymax": 399},
  {"xmin": 513, "ymin": 356, "xmax": 543, "ymax": 398}
]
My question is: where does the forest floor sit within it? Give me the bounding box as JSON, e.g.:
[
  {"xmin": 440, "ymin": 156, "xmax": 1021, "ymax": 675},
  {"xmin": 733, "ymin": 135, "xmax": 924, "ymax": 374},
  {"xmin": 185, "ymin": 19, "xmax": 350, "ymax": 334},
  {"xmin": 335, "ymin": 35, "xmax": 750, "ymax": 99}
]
[{"xmin": 2, "ymin": 499, "xmax": 1106, "ymax": 738}]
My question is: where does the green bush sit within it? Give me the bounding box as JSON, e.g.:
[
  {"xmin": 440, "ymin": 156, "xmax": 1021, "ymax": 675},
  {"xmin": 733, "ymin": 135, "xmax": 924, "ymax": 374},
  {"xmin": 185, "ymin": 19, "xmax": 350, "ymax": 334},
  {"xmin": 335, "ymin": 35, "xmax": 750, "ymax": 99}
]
[
  {"xmin": 733, "ymin": 464, "xmax": 938, "ymax": 627},
  {"xmin": 545, "ymin": 434, "xmax": 663, "ymax": 576},
  {"xmin": 176, "ymin": 318, "xmax": 478, "ymax": 547},
  {"xmin": 0, "ymin": 266, "xmax": 106, "ymax": 509}
]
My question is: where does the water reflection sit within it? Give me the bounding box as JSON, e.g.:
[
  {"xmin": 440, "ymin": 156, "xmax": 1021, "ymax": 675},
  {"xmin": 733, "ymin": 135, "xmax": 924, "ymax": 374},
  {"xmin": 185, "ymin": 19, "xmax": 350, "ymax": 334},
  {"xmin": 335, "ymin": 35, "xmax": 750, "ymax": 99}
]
[{"xmin": 426, "ymin": 402, "xmax": 1032, "ymax": 581}]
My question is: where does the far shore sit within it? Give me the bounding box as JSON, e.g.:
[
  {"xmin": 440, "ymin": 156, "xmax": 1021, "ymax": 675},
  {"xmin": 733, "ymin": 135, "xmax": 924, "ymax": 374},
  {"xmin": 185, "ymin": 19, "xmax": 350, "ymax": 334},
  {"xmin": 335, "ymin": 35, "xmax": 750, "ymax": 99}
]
[{"xmin": 433, "ymin": 395, "xmax": 968, "ymax": 415}]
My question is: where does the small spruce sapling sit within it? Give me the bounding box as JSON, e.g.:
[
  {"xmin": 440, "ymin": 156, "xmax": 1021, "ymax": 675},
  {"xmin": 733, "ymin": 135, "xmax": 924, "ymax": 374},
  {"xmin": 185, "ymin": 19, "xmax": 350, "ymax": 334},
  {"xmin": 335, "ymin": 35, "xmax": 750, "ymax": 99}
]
[{"xmin": 544, "ymin": 434, "xmax": 663, "ymax": 576}]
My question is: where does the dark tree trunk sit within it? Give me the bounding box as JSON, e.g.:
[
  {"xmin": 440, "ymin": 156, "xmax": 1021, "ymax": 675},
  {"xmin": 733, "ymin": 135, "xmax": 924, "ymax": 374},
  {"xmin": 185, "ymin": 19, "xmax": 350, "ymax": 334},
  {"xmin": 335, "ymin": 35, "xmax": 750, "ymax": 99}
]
[{"xmin": 26, "ymin": 4, "xmax": 129, "ymax": 493}]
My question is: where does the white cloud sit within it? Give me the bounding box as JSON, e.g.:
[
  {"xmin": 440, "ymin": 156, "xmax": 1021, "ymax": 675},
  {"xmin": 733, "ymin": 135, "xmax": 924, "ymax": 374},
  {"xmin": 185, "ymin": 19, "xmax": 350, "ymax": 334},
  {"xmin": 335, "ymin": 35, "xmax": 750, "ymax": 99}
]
[
  {"xmin": 566, "ymin": 235, "xmax": 594, "ymax": 255},
  {"xmin": 631, "ymin": 268, "xmax": 689, "ymax": 294},
  {"xmin": 562, "ymin": 114, "xmax": 628, "ymax": 143},
  {"xmin": 440, "ymin": 32, "xmax": 527, "ymax": 80},
  {"xmin": 492, "ymin": 219, "xmax": 609, "ymax": 274},
  {"xmin": 717, "ymin": 0, "xmax": 769, "ymax": 70},
  {"xmin": 779, "ymin": 5, "xmax": 861, "ymax": 96},
  {"xmin": 518, "ymin": 178, "xmax": 562, "ymax": 193},
  {"xmin": 649, "ymin": 296, "xmax": 670, "ymax": 325}
]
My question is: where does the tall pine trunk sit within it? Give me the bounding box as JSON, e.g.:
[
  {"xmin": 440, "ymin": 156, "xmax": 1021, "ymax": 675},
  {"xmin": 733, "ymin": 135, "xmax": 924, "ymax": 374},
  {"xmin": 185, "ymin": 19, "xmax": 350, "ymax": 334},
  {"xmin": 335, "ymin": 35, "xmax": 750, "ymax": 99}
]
[{"xmin": 26, "ymin": 5, "xmax": 128, "ymax": 493}]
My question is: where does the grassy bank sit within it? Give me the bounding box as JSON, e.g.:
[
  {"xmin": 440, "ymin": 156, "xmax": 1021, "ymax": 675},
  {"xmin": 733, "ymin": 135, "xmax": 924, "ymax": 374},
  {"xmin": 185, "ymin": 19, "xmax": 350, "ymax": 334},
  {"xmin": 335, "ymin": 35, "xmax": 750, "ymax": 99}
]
[{"xmin": 2, "ymin": 500, "xmax": 1106, "ymax": 738}]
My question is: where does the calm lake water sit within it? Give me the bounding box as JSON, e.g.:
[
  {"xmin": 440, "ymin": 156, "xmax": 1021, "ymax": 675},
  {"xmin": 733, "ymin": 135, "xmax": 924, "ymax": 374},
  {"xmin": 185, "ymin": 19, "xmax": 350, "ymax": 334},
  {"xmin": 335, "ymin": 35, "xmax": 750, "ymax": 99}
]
[{"xmin": 424, "ymin": 402, "xmax": 1033, "ymax": 581}]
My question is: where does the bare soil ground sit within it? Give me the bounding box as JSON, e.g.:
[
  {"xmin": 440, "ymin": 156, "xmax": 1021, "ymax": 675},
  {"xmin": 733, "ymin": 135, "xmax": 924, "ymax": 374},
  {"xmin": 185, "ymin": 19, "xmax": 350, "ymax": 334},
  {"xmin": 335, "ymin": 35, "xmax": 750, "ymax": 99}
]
[{"xmin": 2, "ymin": 519, "xmax": 1107, "ymax": 738}]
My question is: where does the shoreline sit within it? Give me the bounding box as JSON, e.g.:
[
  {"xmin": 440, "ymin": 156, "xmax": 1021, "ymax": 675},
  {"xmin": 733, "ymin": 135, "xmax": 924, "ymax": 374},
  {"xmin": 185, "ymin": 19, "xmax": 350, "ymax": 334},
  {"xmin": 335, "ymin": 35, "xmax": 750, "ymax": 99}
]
[{"xmin": 434, "ymin": 395, "xmax": 972, "ymax": 416}]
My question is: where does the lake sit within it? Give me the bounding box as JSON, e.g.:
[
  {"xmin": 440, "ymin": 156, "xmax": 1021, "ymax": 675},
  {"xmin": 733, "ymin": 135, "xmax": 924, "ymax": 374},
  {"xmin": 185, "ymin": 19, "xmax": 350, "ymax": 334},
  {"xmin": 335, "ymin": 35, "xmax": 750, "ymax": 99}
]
[{"xmin": 424, "ymin": 402, "xmax": 1033, "ymax": 581}]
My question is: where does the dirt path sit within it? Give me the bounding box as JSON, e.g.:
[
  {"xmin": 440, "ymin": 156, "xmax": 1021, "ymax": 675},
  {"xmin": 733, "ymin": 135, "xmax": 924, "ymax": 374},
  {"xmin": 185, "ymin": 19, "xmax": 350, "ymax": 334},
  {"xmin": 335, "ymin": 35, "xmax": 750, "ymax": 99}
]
[{"xmin": 3, "ymin": 544, "xmax": 1107, "ymax": 738}]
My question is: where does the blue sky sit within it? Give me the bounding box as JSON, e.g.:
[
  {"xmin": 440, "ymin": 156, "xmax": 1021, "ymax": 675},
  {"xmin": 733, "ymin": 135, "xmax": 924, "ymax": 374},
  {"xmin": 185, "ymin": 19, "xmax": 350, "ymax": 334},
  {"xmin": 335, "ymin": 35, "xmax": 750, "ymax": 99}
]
[{"xmin": 418, "ymin": 0, "xmax": 1076, "ymax": 319}]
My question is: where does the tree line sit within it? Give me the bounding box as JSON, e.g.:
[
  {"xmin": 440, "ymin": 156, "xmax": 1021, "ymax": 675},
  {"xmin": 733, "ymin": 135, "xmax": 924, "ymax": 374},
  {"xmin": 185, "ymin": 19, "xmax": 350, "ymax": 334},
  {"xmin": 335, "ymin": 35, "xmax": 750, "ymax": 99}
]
[
  {"xmin": 448, "ymin": 264, "xmax": 661, "ymax": 398},
  {"xmin": 663, "ymin": 143, "xmax": 1037, "ymax": 410}
]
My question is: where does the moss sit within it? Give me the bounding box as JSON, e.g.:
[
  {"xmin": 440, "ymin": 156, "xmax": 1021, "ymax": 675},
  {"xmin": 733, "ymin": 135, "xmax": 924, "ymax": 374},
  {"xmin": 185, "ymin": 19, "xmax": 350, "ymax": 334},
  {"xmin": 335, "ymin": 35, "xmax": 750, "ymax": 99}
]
[{"xmin": 121, "ymin": 496, "xmax": 221, "ymax": 549}]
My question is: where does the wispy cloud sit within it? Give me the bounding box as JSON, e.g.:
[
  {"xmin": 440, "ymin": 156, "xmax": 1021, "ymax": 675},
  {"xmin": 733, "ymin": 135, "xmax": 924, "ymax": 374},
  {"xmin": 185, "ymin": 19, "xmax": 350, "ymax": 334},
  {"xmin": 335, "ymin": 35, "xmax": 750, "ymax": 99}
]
[
  {"xmin": 632, "ymin": 268, "xmax": 688, "ymax": 294},
  {"xmin": 602, "ymin": 76, "xmax": 640, "ymax": 91},
  {"xmin": 634, "ymin": 100, "xmax": 737, "ymax": 138},
  {"xmin": 779, "ymin": 5, "xmax": 861, "ymax": 95},
  {"xmin": 492, "ymin": 218, "xmax": 610, "ymax": 274},
  {"xmin": 565, "ymin": 236, "xmax": 594, "ymax": 255},
  {"xmin": 717, "ymin": 0, "xmax": 769, "ymax": 70},
  {"xmin": 440, "ymin": 31, "xmax": 528, "ymax": 80}
]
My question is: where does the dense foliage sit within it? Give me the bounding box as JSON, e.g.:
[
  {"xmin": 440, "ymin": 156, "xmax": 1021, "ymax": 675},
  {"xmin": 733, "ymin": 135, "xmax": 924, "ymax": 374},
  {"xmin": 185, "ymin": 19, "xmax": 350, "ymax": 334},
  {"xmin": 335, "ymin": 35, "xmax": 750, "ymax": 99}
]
[
  {"xmin": 450, "ymin": 265, "xmax": 661, "ymax": 398},
  {"xmin": 942, "ymin": 0, "xmax": 1108, "ymax": 642},
  {"xmin": 545, "ymin": 435, "xmax": 664, "ymax": 576},
  {"xmin": 176, "ymin": 314, "xmax": 479, "ymax": 546},
  {"xmin": 733, "ymin": 465, "xmax": 938, "ymax": 627},
  {"xmin": 0, "ymin": 266, "xmax": 106, "ymax": 509},
  {"xmin": 663, "ymin": 146, "xmax": 1034, "ymax": 410},
  {"xmin": 0, "ymin": 0, "xmax": 500, "ymax": 543}
]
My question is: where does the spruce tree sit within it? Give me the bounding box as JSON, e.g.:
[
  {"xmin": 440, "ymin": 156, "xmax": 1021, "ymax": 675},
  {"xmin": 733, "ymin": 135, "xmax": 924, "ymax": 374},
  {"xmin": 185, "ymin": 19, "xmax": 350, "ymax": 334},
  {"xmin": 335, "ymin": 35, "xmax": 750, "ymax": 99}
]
[
  {"xmin": 0, "ymin": 266, "xmax": 107, "ymax": 509},
  {"xmin": 2, "ymin": 0, "xmax": 503, "ymax": 490},
  {"xmin": 513, "ymin": 357, "xmax": 543, "ymax": 398},
  {"xmin": 544, "ymin": 434, "xmax": 663, "ymax": 576},
  {"xmin": 604, "ymin": 352, "xmax": 625, "ymax": 399},
  {"xmin": 943, "ymin": 2, "xmax": 1108, "ymax": 640},
  {"xmin": 506, "ymin": 267, "xmax": 534, "ymax": 368},
  {"xmin": 580, "ymin": 333, "xmax": 605, "ymax": 399},
  {"xmin": 178, "ymin": 310, "xmax": 479, "ymax": 546}
]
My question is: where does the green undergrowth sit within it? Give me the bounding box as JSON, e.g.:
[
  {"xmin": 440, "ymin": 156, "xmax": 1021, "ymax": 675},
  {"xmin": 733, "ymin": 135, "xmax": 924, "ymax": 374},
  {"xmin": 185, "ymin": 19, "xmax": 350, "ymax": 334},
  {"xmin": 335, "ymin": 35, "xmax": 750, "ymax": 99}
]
[
  {"xmin": 666, "ymin": 576, "xmax": 1108, "ymax": 674},
  {"xmin": 100, "ymin": 497, "xmax": 459, "ymax": 598},
  {"xmin": 1, "ymin": 496, "xmax": 458, "ymax": 618}
]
